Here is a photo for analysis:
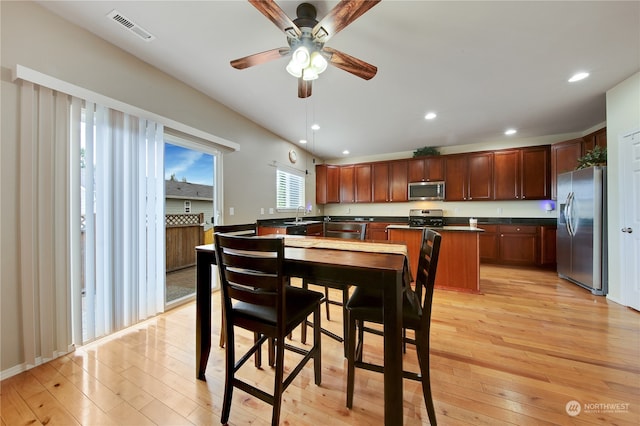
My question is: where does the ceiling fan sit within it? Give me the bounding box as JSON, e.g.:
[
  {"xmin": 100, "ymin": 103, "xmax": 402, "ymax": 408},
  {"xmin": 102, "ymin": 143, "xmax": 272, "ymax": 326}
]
[{"xmin": 230, "ymin": 0, "xmax": 380, "ymax": 98}]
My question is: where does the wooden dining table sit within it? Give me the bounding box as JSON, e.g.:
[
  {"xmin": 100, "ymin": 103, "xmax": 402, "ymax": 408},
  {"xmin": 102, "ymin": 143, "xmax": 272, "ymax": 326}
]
[{"xmin": 195, "ymin": 236, "xmax": 409, "ymax": 425}]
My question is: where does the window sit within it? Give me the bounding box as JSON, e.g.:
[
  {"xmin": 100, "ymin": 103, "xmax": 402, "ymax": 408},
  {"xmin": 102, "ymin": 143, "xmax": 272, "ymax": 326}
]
[
  {"xmin": 184, "ymin": 200, "xmax": 191, "ymax": 213},
  {"xmin": 276, "ymin": 168, "xmax": 305, "ymax": 210}
]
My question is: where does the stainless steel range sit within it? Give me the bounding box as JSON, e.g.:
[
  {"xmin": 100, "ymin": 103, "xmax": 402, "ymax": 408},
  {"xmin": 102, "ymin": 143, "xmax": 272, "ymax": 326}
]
[{"xmin": 409, "ymin": 209, "xmax": 445, "ymax": 227}]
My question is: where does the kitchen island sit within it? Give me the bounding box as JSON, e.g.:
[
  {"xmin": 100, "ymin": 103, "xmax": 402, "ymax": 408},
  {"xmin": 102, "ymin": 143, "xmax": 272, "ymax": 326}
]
[{"xmin": 387, "ymin": 225, "xmax": 483, "ymax": 293}]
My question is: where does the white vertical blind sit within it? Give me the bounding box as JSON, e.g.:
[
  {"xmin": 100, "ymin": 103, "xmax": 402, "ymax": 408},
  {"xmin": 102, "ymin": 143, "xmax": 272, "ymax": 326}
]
[{"xmin": 80, "ymin": 103, "xmax": 165, "ymax": 342}]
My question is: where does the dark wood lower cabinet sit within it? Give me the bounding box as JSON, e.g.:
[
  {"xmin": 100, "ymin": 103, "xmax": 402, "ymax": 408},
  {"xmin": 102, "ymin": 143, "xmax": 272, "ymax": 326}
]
[
  {"xmin": 479, "ymin": 225, "xmax": 500, "ymax": 263},
  {"xmin": 499, "ymin": 225, "xmax": 538, "ymax": 265},
  {"xmin": 479, "ymin": 224, "xmax": 556, "ymax": 268}
]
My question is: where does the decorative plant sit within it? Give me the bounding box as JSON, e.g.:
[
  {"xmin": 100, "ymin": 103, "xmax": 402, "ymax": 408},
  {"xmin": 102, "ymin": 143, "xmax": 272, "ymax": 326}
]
[
  {"xmin": 576, "ymin": 145, "xmax": 607, "ymax": 170},
  {"xmin": 413, "ymin": 146, "xmax": 440, "ymax": 157}
]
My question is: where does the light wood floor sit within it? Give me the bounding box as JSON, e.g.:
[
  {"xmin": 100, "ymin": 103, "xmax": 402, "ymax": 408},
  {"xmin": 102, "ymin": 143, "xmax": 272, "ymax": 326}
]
[{"xmin": 2, "ymin": 265, "xmax": 639, "ymax": 425}]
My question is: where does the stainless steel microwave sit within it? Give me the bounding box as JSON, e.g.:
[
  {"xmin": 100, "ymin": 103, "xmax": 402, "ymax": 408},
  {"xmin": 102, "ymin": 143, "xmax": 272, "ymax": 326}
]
[{"xmin": 408, "ymin": 181, "xmax": 445, "ymax": 200}]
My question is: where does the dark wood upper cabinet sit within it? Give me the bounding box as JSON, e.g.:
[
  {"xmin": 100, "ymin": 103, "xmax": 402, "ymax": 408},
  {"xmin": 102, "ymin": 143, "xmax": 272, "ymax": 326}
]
[
  {"xmin": 582, "ymin": 127, "xmax": 607, "ymax": 153},
  {"xmin": 339, "ymin": 165, "xmax": 355, "ymax": 203},
  {"xmin": 550, "ymin": 127, "xmax": 606, "ymax": 200},
  {"xmin": 446, "ymin": 152, "xmax": 493, "ymax": 201},
  {"xmin": 521, "ymin": 146, "xmax": 550, "ymax": 199},
  {"xmin": 494, "ymin": 146, "xmax": 550, "ymax": 200},
  {"xmin": 408, "ymin": 156, "xmax": 445, "ymax": 182},
  {"xmin": 354, "ymin": 164, "xmax": 372, "ymax": 203},
  {"xmin": 316, "ymin": 164, "xmax": 339, "ymax": 204},
  {"xmin": 372, "ymin": 162, "xmax": 390, "ymax": 202},
  {"xmin": 550, "ymin": 138, "xmax": 583, "ymax": 200},
  {"xmin": 443, "ymin": 155, "xmax": 467, "ymax": 201},
  {"xmin": 389, "ymin": 160, "xmax": 408, "ymax": 202},
  {"xmin": 468, "ymin": 152, "xmax": 494, "ymax": 200},
  {"xmin": 493, "ymin": 150, "xmax": 520, "ymax": 200}
]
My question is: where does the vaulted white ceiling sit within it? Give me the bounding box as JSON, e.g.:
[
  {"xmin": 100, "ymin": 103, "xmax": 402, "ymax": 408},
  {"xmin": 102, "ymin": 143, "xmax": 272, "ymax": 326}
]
[{"xmin": 38, "ymin": 1, "xmax": 640, "ymax": 159}]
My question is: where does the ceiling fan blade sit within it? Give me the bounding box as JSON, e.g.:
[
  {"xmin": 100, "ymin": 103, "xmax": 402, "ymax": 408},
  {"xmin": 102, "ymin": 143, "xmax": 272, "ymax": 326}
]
[
  {"xmin": 298, "ymin": 78, "xmax": 312, "ymax": 98},
  {"xmin": 230, "ymin": 47, "xmax": 290, "ymax": 69},
  {"xmin": 323, "ymin": 47, "xmax": 377, "ymax": 80},
  {"xmin": 249, "ymin": 0, "xmax": 301, "ymax": 39},
  {"xmin": 312, "ymin": 0, "xmax": 381, "ymax": 42}
]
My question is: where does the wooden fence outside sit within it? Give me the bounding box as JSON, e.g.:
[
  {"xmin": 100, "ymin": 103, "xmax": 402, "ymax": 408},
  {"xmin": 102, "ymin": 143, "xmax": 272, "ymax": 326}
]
[{"xmin": 166, "ymin": 213, "xmax": 204, "ymax": 272}]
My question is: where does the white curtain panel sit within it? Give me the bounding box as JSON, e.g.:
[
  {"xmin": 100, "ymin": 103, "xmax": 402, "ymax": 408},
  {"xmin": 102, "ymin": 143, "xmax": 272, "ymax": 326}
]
[
  {"xmin": 80, "ymin": 103, "xmax": 165, "ymax": 343},
  {"xmin": 18, "ymin": 82, "xmax": 74, "ymax": 368}
]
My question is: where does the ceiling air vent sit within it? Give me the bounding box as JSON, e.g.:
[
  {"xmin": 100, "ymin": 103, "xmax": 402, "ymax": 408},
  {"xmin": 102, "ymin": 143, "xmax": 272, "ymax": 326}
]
[{"xmin": 106, "ymin": 10, "xmax": 155, "ymax": 42}]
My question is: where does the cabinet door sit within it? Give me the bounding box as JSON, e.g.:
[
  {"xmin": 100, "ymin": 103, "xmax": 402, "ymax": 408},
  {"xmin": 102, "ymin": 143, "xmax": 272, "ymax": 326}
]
[
  {"xmin": 408, "ymin": 158, "xmax": 426, "ymax": 182},
  {"xmin": 316, "ymin": 164, "xmax": 327, "ymax": 205},
  {"xmin": 479, "ymin": 224, "xmax": 500, "ymax": 263},
  {"xmin": 583, "ymin": 128, "xmax": 608, "ymax": 153},
  {"xmin": 551, "ymin": 139, "xmax": 582, "ymax": 200},
  {"xmin": 306, "ymin": 223, "xmax": 324, "ymax": 236},
  {"xmin": 444, "ymin": 155, "xmax": 467, "ymax": 201},
  {"xmin": 521, "ymin": 146, "xmax": 550, "ymax": 199},
  {"xmin": 493, "ymin": 149, "xmax": 520, "ymax": 200},
  {"xmin": 389, "ymin": 160, "xmax": 408, "ymax": 202},
  {"xmin": 425, "ymin": 157, "xmax": 445, "ymax": 181},
  {"xmin": 354, "ymin": 164, "xmax": 372, "ymax": 203},
  {"xmin": 499, "ymin": 225, "xmax": 538, "ymax": 265},
  {"xmin": 339, "ymin": 165, "xmax": 355, "ymax": 203},
  {"xmin": 467, "ymin": 152, "xmax": 494, "ymax": 200},
  {"xmin": 316, "ymin": 164, "xmax": 340, "ymax": 204},
  {"xmin": 366, "ymin": 222, "xmax": 392, "ymax": 241},
  {"xmin": 594, "ymin": 128, "xmax": 607, "ymax": 148},
  {"xmin": 408, "ymin": 157, "xmax": 445, "ymax": 182},
  {"xmin": 540, "ymin": 225, "xmax": 557, "ymax": 266},
  {"xmin": 372, "ymin": 162, "xmax": 390, "ymax": 202}
]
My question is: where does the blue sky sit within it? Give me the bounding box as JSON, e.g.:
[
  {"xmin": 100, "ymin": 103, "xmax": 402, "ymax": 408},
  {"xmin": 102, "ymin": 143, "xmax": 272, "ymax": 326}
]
[{"xmin": 164, "ymin": 144, "xmax": 213, "ymax": 185}]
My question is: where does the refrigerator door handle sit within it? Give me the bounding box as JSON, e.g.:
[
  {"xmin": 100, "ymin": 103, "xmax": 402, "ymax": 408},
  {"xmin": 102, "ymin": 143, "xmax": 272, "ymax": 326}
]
[{"xmin": 564, "ymin": 192, "xmax": 574, "ymax": 236}]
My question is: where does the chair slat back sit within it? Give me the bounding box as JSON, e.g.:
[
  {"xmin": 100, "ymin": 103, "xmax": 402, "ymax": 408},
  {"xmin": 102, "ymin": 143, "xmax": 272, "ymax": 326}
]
[
  {"xmin": 324, "ymin": 222, "xmax": 367, "ymax": 240},
  {"xmin": 214, "ymin": 233, "xmax": 285, "ymax": 311},
  {"xmin": 414, "ymin": 228, "xmax": 442, "ymax": 331},
  {"xmin": 214, "ymin": 223, "xmax": 257, "ymax": 237}
]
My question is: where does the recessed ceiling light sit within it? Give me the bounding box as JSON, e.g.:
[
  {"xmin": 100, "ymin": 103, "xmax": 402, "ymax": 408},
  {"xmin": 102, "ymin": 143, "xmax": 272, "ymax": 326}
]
[
  {"xmin": 425, "ymin": 112, "xmax": 437, "ymax": 120},
  {"xmin": 342, "ymin": 150, "xmax": 350, "ymax": 155},
  {"xmin": 299, "ymin": 139, "xmax": 307, "ymax": 144},
  {"xmin": 568, "ymin": 72, "xmax": 589, "ymax": 83},
  {"xmin": 505, "ymin": 129, "xmax": 517, "ymax": 135},
  {"xmin": 311, "ymin": 124, "xmax": 320, "ymax": 131}
]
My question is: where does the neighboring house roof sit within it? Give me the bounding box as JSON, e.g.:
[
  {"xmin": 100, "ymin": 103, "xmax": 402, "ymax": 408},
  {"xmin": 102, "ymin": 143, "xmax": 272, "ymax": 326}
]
[{"xmin": 165, "ymin": 180, "xmax": 213, "ymax": 201}]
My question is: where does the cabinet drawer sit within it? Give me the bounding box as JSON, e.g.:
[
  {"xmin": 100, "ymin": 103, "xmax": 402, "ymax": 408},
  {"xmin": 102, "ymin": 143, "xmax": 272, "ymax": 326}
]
[
  {"xmin": 478, "ymin": 224, "xmax": 499, "ymax": 233},
  {"xmin": 499, "ymin": 225, "xmax": 537, "ymax": 234}
]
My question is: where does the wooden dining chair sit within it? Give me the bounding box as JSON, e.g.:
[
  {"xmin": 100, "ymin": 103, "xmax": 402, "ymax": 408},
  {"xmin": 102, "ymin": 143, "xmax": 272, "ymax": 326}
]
[
  {"xmin": 213, "ymin": 223, "xmax": 257, "ymax": 349},
  {"xmin": 214, "ymin": 233, "xmax": 323, "ymax": 426},
  {"xmin": 301, "ymin": 222, "xmax": 367, "ymax": 356},
  {"xmin": 345, "ymin": 227, "xmax": 442, "ymax": 425}
]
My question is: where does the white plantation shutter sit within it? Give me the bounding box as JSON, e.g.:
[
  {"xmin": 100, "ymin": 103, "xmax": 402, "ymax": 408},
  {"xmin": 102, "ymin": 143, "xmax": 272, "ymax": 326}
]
[{"xmin": 276, "ymin": 168, "xmax": 305, "ymax": 210}]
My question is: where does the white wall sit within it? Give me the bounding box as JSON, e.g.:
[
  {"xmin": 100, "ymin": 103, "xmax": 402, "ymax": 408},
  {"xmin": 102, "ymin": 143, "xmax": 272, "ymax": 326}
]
[{"xmin": 605, "ymin": 72, "xmax": 640, "ymax": 303}]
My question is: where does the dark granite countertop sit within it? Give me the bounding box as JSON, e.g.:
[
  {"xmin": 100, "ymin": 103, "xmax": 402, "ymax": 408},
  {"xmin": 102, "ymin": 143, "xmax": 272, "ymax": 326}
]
[{"xmin": 257, "ymin": 216, "xmax": 556, "ymax": 228}]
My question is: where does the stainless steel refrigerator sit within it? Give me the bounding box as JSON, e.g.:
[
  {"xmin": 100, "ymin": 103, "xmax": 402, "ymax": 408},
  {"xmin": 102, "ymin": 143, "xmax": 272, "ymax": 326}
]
[{"xmin": 557, "ymin": 166, "xmax": 607, "ymax": 295}]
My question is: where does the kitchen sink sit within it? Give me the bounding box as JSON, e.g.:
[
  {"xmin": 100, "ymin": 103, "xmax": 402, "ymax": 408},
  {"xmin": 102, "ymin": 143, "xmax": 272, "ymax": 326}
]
[{"xmin": 283, "ymin": 220, "xmax": 322, "ymax": 225}]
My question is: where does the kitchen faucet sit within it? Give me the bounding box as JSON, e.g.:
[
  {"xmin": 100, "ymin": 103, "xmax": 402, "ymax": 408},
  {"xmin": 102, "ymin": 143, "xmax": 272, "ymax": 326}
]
[{"xmin": 296, "ymin": 205, "xmax": 306, "ymax": 222}]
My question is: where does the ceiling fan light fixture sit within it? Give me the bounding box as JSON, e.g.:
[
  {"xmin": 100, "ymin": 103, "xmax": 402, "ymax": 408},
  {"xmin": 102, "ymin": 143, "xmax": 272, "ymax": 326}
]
[
  {"xmin": 302, "ymin": 67, "xmax": 319, "ymax": 81},
  {"xmin": 286, "ymin": 61, "xmax": 303, "ymax": 78},
  {"xmin": 310, "ymin": 51, "xmax": 328, "ymax": 74},
  {"xmin": 291, "ymin": 46, "xmax": 311, "ymax": 68}
]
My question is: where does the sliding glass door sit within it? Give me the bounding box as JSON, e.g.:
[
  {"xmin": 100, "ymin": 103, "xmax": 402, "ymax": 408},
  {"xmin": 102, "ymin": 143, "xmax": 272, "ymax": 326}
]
[{"xmin": 164, "ymin": 137, "xmax": 218, "ymax": 307}]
